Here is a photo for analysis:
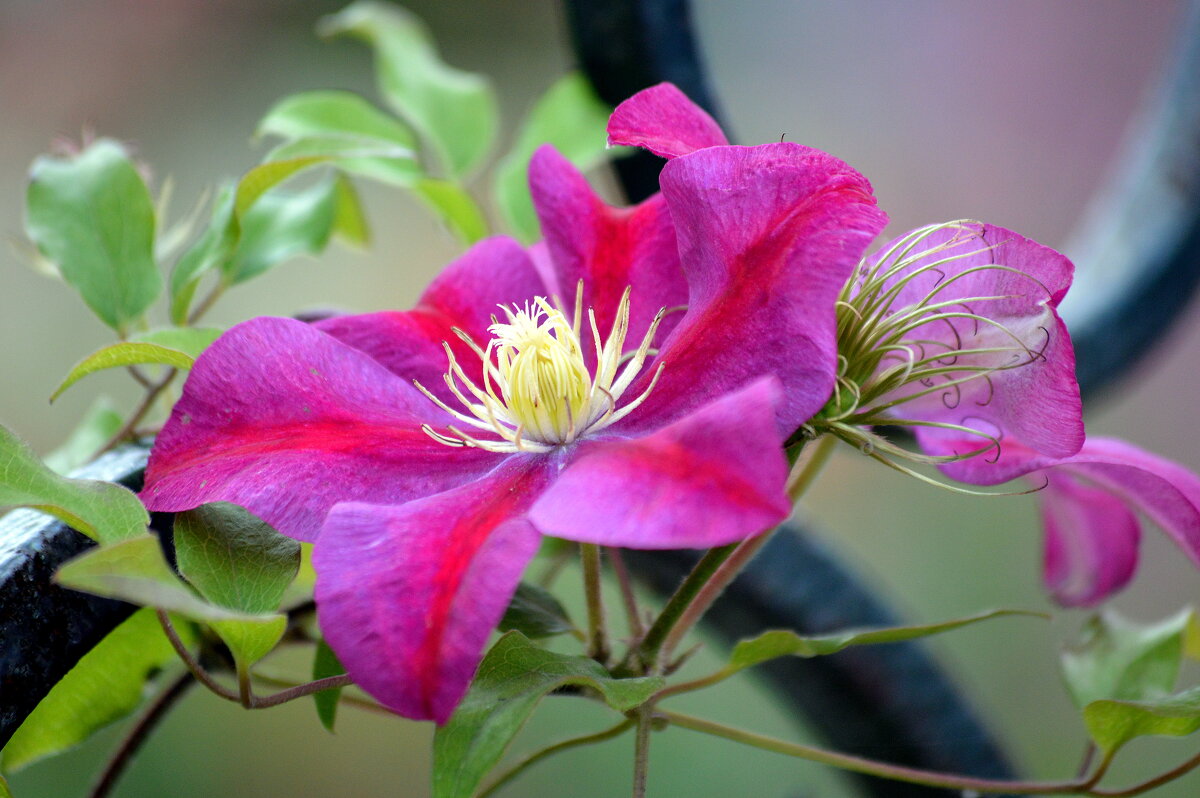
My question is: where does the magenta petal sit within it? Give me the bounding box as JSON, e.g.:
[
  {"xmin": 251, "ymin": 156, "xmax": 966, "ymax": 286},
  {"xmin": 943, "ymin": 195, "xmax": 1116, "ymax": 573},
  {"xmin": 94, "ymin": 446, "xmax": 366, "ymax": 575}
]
[
  {"xmin": 531, "ymin": 377, "xmax": 790, "ymax": 549},
  {"xmin": 618, "ymin": 143, "xmax": 886, "ymax": 432},
  {"xmin": 529, "ymin": 146, "xmax": 686, "ymax": 360},
  {"xmin": 1056, "ymin": 438, "xmax": 1200, "ymax": 570},
  {"xmin": 143, "ymin": 317, "xmax": 503, "ymax": 541},
  {"xmin": 1041, "ymin": 472, "xmax": 1140, "ymax": 607},
  {"xmin": 315, "ymin": 237, "xmax": 546, "ymax": 402},
  {"xmin": 880, "ymin": 223, "xmax": 1083, "ymax": 463},
  {"xmin": 606, "ymin": 82, "xmax": 729, "ymax": 158},
  {"xmin": 313, "ymin": 461, "xmax": 548, "ymax": 722}
]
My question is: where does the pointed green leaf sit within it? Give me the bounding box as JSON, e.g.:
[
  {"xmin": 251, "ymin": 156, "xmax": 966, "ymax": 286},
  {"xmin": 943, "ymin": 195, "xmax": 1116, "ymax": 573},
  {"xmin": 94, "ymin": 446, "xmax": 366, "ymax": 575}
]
[
  {"xmin": 131, "ymin": 327, "xmax": 223, "ymax": 358},
  {"xmin": 414, "ymin": 178, "xmax": 487, "ymax": 244},
  {"xmin": 433, "ymin": 632, "xmax": 662, "ymax": 798},
  {"xmin": 729, "ymin": 609, "xmax": 1044, "ymax": 672},
  {"xmin": 499, "ymin": 582, "xmax": 577, "ymax": 639},
  {"xmin": 25, "ymin": 139, "xmax": 162, "ymax": 333},
  {"xmin": 43, "ymin": 398, "xmax": 123, "ymax": 475},
  {"xmin": 55, "ymin": 534, "xmax": 272, "ymax": 623},
  {"xmin": 51, "ymin": 342, "xmax": 194, "ymax": 402},
  {"xmin": 494, "ymin": 72, "xmax": 612, "ymax": 242},
  {"xmin": 174, "ymin": 502, "xmax": 300, "ymax": 615},
  {"xmin": 224, "ymin": 174, "xmax": 342, "ymax": 284},
  {"xmin": 0, "ymin": 424, "xmax": 148, "ymax": 544},
  {"xmin": 331, "ymin": 174, "xmax": 370, "ymax": 247},
  {"xmin": 258, "ymin": 89, "xmax": 416, "ymax": 149},
  {"xmin": 264, "ymin": 137, "xmax": 419, "ymax": 186},
  {"xmin": 209, "ymin": 616, "xmax": 288, "ymax": 669},
  {"xmin": 318, "ymin": 0, "xmax": 497, "ymax": 177},
  {"xmin": 234, "ymin": 156, "xmax": 327, "ymax": 218},
  {"xmin": 1084, "ymin": 685, "xmax": 1200, "ymax": 755},
  {"xmin": 1062, "ymin": 609, "xmax": 1191, "ymax": 709},
  {"xmin": 1, "ymin": 608, "xmax": 194, "ymax": 773},
  {"xmin": 169, "ymin": 184, "xmax": 236, "ymax": 325},
  {"xmin": 312, "ymin": 640, "xmax": 347, "ymax": 733}
]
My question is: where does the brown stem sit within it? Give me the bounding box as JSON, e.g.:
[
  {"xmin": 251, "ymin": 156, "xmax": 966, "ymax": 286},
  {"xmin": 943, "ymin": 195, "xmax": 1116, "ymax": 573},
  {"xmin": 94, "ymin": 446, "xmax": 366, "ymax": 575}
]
[
  {"xmin": 89, "ymin": 671, "xmax": 194, "ymax": 798},
  {"xmin": 608, "ymin": 548, "xmax": 645, "ymax": 639},
  {"xmin": 155, "ymin": 610, "xmax": 351, "ymax": 709},
  {"xmin": 186, "ymin": 281, "xmax": 226, "ymax": 325},
  {"xmin": 1091, "ymin": 748, "xmax": 1200, "ymax": 797},
  {"xmin": 99, "ymin": 370, "xmax": 177, "ymax": 453}
]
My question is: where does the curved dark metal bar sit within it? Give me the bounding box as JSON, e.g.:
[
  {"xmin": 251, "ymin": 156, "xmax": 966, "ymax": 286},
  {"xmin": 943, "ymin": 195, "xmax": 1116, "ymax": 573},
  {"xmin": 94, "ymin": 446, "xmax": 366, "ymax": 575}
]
[
  {"xmin": 1060, "ymin": 0, "xmax": 1200, "ymax": 397},
  {"xmin": 0, "ymin": 445, "xmax": 148, "ymax": 749}
]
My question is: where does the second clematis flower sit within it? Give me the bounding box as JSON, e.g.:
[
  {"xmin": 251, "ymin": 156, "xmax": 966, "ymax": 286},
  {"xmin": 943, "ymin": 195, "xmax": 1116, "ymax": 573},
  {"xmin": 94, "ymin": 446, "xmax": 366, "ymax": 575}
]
[
  {"xmin": 141, "ymin": 87, "xmax": 887, "ymax": 721},
  {"xmin": 611, "ymin": 85, "xmax": 1200, "ymax": 609}
]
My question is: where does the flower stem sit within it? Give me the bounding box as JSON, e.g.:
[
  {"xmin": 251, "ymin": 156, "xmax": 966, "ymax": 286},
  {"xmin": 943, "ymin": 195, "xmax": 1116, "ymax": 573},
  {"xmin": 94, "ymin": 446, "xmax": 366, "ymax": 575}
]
[
  {"xmin": 631, "ymin": 707, "xmax": 653, "ymax": 798},
  {"xmin": 581, "ymin": 543, "xmax": 610, "ymax": 662},
  {"xmin": 1091, "ymin": 748, "xmax": 1200, "ymax": 797},
  {"xmin": 608, "ymin": 547, "xmax": 645, "ymax": 639},
  {"xmin": 619, "ymin": 542, "xmax": 738, "ymax": 675},
  {"xmin": 660, "ymin": 709, "xmax": 1111, "ymax": 795},
  {"xmin": 89, "ymin": 671, "xmax": 194, "ymax": 798},
  {"xmin": 477, "ymin": 719, "xmax": 635, "ymax": 798},
  {"xmin": 786, "ymin": 433, "xmax": 836, "ymax": 502}
]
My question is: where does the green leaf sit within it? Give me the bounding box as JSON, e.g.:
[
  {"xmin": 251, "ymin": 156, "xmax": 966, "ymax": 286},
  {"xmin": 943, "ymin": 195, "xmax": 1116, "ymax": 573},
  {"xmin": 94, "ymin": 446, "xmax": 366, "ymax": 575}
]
[
  {"xmin": 728, "ymin": 609, "xmax": 1043, "ymax": 673},
  {"xmin": 169, "ymin": 185, "xmax": 236, "ymax": 325},
  {"xmin": 43, "ymin": 398, "xmax": 123, "ymax": 475},
  {"xmin": 208, "ymin": 616, "xmax": 288, "ymax": 669},
  {"xmin": 234, "ymin": 156, "xmax": 328, "ymax": 218},
  {"xmin": 1062, "ymin": 609, "xmax": 1192, "ymax": 709},
  {"xmin": 173, "ymin": 502, "xmax": 300, "ymax": 615},
  {"xmin": 494, "ymin": 72, "xmax": 613, "ymax": 242},
  {"xmin": 1084, "ymin": 685, "xmax": 1200, "ymax": 755},
  {"xmin": 312, "ymin": 640, "xmax": 347, "ymax": 733},
  {"xmin": 258, "ymin": 89, "xmax": 416, "ymax": 150},
  {"xmin": 51, "ymin": 341, "xmax": 197, "ymax": 402},
  {"xmin": 414, "ymin": 179, "xmax": 487, "ymax": 244},
  {"xmin": 131, "ymin": 326, "xmax": 223, "ymax": 358},
  {"xmin": 279, "ymin": 542, "xmax": 316, "ymax": 610},
  {"xmin": 25, "ymin": 139, "xmax": 162, "ymax": 334},
  {"xmin": 264, "ymin": 137, "xmax": 419, "ymax": 187},
  {"xmin": 318, "ymin": 0, "xmax": 497, "ymax": 177},
  {"xmin": 224, "ymin": 174, "xmax": 343, "ymax": 284},
  {"xmin": 0, "ymin": 424, "xmax": 148, "ymax": 544},
  {"xmin": 331, "ymin": 174, "xmax": 370, "ymax": 247},
  {"xmin": 1, "ymin": 608, "xmax": 193, "ymax": 773},
  {"xmin": 432, "ymin": 632, "xmax": 662, "ymax": 798},
  {"xmin": 0, "ymin": 773, "xmax": 11, "ymax": 797},
  {"xmin": 499, "ymin": 582, "xmax": 576, "ymax": 639},
  {"xmin": 55, "ymin": 534, "xmax": 275, "ymax": 624}
]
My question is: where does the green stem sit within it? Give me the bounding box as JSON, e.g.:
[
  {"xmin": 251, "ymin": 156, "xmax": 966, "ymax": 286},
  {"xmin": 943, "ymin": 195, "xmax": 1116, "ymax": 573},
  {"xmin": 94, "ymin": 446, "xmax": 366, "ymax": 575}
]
[
  {"xmin": 631, "ymin": 707, "xmax": 653, "ymax": 798},
  {"xmin": 660, "ymin": 709, "xmax": 1109, "ymax": 795},
  {"xmin": 581, "ymin": 543, "xmax": 609, "ymax": 662},
  {"xmin": 786, "ymin": 433, "xmax": 836, "ymax": 502},
  {"xmin": 618, "ymin": 542, "xmax": 738, "ymax": 675},
  {"xmin": 477, "ymin": 719, "xmax": 635, "ymax": 798}
]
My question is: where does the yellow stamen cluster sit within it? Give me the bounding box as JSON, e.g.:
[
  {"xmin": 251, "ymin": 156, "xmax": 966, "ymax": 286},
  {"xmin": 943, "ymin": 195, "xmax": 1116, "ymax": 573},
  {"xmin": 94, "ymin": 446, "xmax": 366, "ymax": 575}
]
[{"xmin": 418, "ymin": 284, "xmax": 666, "ymax": 453}]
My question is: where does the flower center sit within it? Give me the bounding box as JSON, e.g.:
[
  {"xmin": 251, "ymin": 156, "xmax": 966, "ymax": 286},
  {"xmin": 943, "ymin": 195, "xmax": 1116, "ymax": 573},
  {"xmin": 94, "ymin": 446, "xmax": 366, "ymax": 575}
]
[{"xmin": 417, "ymin": 284, "xmax": 666, "ymax": 453}]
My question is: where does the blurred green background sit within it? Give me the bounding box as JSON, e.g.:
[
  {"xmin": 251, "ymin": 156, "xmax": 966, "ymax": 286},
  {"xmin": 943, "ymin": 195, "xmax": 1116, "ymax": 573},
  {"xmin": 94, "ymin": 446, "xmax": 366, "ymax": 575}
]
[{"xmin": 3, "ymin": 0, "xmax": 1199, "ymax": 795}]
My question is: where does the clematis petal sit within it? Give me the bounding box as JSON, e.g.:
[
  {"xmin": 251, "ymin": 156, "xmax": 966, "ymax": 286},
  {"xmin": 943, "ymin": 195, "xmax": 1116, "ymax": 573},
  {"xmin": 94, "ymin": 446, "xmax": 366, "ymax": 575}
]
[
  {"xmin": 529, "ymin": 146, "xmax": 687, "ymax": 360},
  {"xmin": 531, "ymin": 377, "xmax": 790, "ymax": 548},
  {"xmin": 315, "ymin": 237, "xmax": 545, "ymax": 402},
  {"xmin": 1041, "ymin": 472, "xmax": 1140, "ymax": 606},
  {"xmin": 143, "ymin": 316, "xmax": 503, "ymax": 542},
  {"xmin": 606, "ymin": 82, "xmax": 729, "ymax": 158},
  {"xmin": 880, "ymin": 223, "xmax": 1083, "ymax": 462},
  {"xmin": 616, "ymin": 143, "xmax": 886, "ymax": 433},
  {"xmin": 1054, "ymin": 438, "xmax": 1200, "ymax": 571},
  {"xmin": 313, "ymin": 460, "xmax": 549, "ymax": 722}
]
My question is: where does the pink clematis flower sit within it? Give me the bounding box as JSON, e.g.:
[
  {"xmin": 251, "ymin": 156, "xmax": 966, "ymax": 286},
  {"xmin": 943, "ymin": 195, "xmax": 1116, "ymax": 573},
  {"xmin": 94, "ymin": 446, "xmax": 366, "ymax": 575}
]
[
  {"xmin": 142, "ymin": 84, "xmax": 886, "ymax": 721},
  {"xmin": 608, "ymin": 81, "xmax": 1200, "ymax": 609}
]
